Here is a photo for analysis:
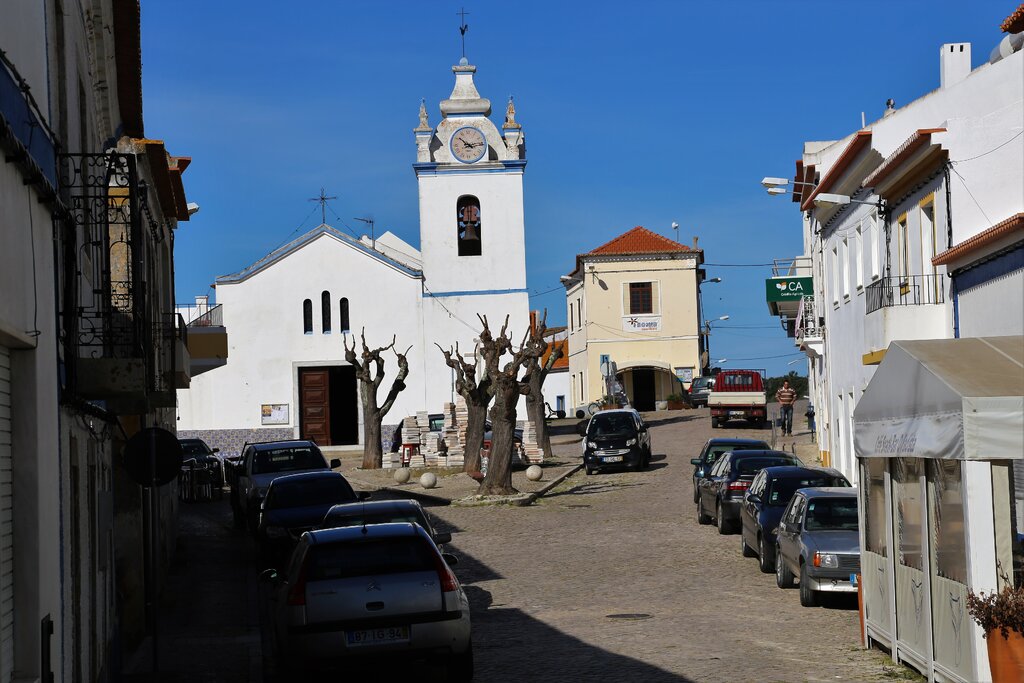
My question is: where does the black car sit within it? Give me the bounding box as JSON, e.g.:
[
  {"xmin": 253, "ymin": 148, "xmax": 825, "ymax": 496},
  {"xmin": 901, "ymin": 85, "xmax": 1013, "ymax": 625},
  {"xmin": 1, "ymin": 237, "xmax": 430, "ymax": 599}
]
[
  {"xmin": 179, "ymin": 437, "xmax": 224, "ymax": 485},
  {"xmin": 696, "ymin": 450, "xmax": 801, "ymax": 534},
  {"xmin": 318, "ymin": 498, "xmax": 452, "ymax": 546},
  {"xmin": 739, "ymin": 466, "xmax": 850, "ymax": 573},
  {"xmin": 582, "ymin": 409, "xmax": 651, "ymax": 474},
  {"xmin": 255, "ymin": 470, "xmax": 365, "ymax": 567},
  {"xmin": 689, "ymin": 438, "xmax": 770, "ymax": 503}
]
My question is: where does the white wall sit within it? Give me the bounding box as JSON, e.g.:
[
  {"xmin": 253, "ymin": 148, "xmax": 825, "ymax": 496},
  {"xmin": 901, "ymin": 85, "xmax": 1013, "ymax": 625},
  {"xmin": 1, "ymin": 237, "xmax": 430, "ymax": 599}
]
[{"xmin": 177, "ymin": 232, "xmax": 425, "ymax": 433}]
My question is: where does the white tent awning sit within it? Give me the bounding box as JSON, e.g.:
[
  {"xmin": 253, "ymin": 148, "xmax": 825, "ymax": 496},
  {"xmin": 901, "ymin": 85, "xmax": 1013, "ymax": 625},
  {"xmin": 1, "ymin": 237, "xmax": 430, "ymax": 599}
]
[{"xmin": 854, "ymin": 336, "xmax": 1024, "ymax": 460}]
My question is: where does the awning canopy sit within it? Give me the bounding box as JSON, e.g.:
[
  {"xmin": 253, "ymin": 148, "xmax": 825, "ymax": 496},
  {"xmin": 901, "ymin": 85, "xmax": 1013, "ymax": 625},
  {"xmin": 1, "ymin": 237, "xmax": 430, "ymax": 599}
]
[{"xmin": 854, "ymin": 336, "xmax": 1024, "ymax": 460}]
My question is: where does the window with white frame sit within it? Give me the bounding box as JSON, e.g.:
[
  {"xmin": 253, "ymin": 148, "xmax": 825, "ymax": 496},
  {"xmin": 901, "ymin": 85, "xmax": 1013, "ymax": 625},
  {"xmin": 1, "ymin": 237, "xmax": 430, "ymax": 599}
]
[
  {"xmin": 868, "ymin": 211, "xmax": 880, "ymax": 281},
  {"xmin": 569, "ymin": 302, "xmax": 574, "ymax": 332},
  {"xmin": 897, "ymin": 214, "xmax": 909, "ymax": 283},
  {"xmin": 855, "ymin": 224, "xmax": 864, "ymax": 290},
  {"xmin": 831, "ymin": 246, "xmax": 839, "ymax": 305},
  {"xmin": 841, "ymin": 237, "xmax": 850, "ymax": 300}
]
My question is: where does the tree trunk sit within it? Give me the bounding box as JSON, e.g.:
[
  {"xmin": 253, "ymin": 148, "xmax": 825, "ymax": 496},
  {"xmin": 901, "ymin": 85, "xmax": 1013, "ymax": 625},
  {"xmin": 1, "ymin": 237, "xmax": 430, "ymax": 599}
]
[
  {"xmin": 362, "ymin": 414, "xmax": 382, "ymax": 470},
  {"xmin": 525, "ymin": 370, "xmax": 553, "ymax": 458},
  {"xmin": 463, "ymin": 399, "xmax": 487, "ymax": 473},
  {"xmin": 479, "ymin": 384, "xmax": 519, "ymax": 495},
  {"xmin": 361, "ymin": 383, "xmax": 382, "ymax": 470}
]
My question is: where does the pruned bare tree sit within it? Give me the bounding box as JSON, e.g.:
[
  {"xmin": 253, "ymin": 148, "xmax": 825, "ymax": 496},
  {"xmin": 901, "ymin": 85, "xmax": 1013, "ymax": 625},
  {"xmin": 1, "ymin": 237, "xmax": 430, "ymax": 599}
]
[
  {"xmin": 436, "ymin": 341, "xmax": 492, "ymax": 473},
  {"xmin": 344, "ymin": 330, "xmax": 411, "ymax": 469},
  {"xmin": 522, "ymin": 312, "xmax": 562, "ymax": 458},
  {"xmin": 476, "ymin": 314, "xmax": 544, "ymax": 496}
]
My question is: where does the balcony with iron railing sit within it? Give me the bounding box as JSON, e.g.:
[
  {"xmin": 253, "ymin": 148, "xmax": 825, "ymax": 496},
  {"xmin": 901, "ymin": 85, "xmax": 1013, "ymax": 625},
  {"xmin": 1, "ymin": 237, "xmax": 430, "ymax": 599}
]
[{"xmin": 863, "ymin": 274, "xmax": 950, "ymax": 364}]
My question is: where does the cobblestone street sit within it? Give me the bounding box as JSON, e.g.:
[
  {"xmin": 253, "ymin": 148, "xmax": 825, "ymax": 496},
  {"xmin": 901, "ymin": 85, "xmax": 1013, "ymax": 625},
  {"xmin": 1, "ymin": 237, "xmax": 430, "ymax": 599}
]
[
  {"xmin": 139, "ymin": 408, "xmax": 920, "ymax": 682},
  {"xmin": 426, "ymin": 409, "xmax": 916, "ymax": 682}
]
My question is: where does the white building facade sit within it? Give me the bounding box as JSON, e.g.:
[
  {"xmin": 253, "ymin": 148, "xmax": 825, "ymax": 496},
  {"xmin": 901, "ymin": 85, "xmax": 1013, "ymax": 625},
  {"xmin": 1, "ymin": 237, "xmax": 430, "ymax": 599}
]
[
  {"xmin": 177, "ymin": 58, "xmax": 532, "ymax": 453},
  {"xmin": 775, "ymin": 21, "xmax": 1023, "ymax": 683}
]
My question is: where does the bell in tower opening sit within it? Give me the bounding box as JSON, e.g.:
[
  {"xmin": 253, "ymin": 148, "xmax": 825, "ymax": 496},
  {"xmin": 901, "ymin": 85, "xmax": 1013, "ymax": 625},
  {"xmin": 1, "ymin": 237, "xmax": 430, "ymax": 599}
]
[{"xmin": 457, "ymin": 195, "xmax": 482, "ymax": 256}]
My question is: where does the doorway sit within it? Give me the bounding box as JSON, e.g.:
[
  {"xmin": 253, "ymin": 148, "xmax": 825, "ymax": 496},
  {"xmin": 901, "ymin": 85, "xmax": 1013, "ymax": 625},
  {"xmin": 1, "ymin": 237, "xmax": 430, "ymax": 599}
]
[
  {"xmin": 631, "ymin": 368, "xmax": 656, "ymax": 412},
  {"xmin": 299, "ymin": 366, "xmax": 357, "ymax": 446}
]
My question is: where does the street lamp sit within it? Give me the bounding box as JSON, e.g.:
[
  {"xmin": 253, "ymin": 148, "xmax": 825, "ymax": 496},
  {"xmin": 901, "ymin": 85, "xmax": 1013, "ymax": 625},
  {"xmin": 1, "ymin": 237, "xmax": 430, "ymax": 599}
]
[
  {"xmin": 716, "ymin": 358, "xmax": 728, "ymax": 365},
  {"xmin": 703, "ymin": 315, "xmax": 729, "ymax": 372}
]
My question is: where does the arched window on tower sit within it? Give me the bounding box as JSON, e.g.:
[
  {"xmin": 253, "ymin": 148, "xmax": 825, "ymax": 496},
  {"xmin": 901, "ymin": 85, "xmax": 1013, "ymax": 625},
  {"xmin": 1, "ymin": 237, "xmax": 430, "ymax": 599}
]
[
  {"xmin": 321, "ymin": 291, "xmax": 332, "ymax": 333},
  {"xmin": 340, "ymin": 297, "xmax": 350, "ymax": 333},
  {"xmin": 457, "ymin": 195, "xmax": 482, "ymax": 256},
  {"xmin": 302, "ymin": 299, "xmax": 313, "ymax": 334}
]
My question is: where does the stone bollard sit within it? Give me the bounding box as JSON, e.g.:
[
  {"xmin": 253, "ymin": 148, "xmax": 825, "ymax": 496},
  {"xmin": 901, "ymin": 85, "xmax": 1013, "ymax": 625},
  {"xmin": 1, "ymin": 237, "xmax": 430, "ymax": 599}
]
[
  {"xmin": 526, "ymin": 465, "xmax": 543, "ymax": 482},
  {"xmin": 393, "ymin": 467, "xmax": 411, "ymax": 484},
  {"xmin": 419, "ymin": 472, "xmax": 437, "ymax": 489}
]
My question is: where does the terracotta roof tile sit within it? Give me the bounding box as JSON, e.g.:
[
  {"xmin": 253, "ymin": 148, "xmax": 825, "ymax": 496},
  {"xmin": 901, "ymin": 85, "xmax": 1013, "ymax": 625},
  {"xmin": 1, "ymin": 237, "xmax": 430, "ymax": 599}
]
[
  {"xmin": 932, "ymin": 212, "xmax": 1024, "ymax": 266},
  {"xmin": 587, "ymin": 226, "xmax": 693, "ymax": 256},
  {"xmin": 1002, "ymin": 3, "xmax": 1024, "ymax": 33}
]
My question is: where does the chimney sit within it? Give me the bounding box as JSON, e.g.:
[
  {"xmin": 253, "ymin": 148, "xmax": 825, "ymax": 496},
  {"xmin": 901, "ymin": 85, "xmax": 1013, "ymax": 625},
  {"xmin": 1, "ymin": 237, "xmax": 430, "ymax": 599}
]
[
  {"xmin": 940, "ymin": 43, "xmax": 971, "ymax": 88},
  {"xmin": 692, "ymin": 236, "xmax": 699, "ymax": 251}
]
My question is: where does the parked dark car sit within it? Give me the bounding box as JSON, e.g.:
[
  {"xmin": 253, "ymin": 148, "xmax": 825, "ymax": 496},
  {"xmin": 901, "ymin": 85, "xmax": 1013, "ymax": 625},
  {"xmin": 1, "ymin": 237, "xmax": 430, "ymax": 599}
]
[
  {"xmin": 256, "ymin": 470, "xmax": 364, "ymax": 566},
  {"xmin": 581, "ymin": 409, "xmax": 651, "ymax": 474},
  {"xmin": 739, "ymin": 466, "xmax": 850, "ymax": 573},
  {"xmin": 179, "ymin": 437, "xmax": 224, "ymax": 486},
  {"xmin": 318, "ymin": 499, "xmax": 451, "ymax": 546},
  {"xmin": 228, "ymin": 439, "xmax": 342, "ymax": 531},
  {"xmin": 775, "ymin": 487, "xmax": 860, "ymax": 607},
  {"xmin": 696, "ymin": 450, "xmax": 801, "ymax": 534},
  {"xmin": 689, "ymin": 437, "xmax": 770, "ymax": 503},
  {"xmin": 688, "ymin": 376, "xmax": 715, "ymax": 408}
]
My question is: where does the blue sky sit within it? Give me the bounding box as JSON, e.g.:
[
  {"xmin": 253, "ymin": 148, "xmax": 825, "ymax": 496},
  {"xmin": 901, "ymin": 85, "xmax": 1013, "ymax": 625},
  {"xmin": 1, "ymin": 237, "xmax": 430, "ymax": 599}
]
[{"xmin": 142, "ymin": 1, "xmax": 1015, "ymax": 377}]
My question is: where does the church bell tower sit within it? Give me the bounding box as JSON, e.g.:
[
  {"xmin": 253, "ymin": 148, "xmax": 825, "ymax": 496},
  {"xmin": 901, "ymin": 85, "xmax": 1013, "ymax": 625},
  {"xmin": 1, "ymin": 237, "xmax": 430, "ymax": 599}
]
[{"xmin": 414, "ymin": 57, "xmax": 530, "ymax": 407}]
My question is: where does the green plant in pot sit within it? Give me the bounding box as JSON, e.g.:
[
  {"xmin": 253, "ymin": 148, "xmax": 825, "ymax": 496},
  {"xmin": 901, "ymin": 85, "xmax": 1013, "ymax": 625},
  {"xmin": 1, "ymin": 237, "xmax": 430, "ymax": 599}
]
[{"xmin": 967, "ymin": 579, "xmax": 1024, "ymax": 682}]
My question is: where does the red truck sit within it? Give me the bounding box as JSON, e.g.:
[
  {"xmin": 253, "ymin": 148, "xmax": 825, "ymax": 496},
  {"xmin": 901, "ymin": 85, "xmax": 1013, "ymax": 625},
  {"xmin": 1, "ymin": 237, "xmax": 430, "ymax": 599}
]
[{"xmin": 707, "ymin": 369, "xmax": 768, "ymax": 429}]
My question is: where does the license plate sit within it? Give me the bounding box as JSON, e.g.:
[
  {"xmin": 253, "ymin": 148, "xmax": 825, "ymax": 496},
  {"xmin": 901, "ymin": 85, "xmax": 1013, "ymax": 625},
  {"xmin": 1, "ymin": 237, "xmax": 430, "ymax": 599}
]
[
  {"xmin": 850, "ymin": 573, "xmax": 858, "ymax": 587},
  {"xmin": 602, "ymin": 456, "xmax": 623, "ymax": 463},
  {"xmin": 346, "ymin": 626, "xmax": 409, "ymax": 646},
  {"xmin": 729, "ymin": 411, "xmax": 744, "ymax": 416}
]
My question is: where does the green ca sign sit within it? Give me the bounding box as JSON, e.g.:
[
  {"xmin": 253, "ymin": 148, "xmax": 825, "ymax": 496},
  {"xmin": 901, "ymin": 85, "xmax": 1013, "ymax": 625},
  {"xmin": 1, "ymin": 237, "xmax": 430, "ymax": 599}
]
[{"xmin": 765, "ymin": 276, "xmax": 813, "ymax": 302}]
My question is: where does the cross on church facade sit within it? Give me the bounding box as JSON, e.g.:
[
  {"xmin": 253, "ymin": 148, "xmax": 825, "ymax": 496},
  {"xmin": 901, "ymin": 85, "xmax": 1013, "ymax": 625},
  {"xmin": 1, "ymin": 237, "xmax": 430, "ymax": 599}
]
[{"xmin": 308, "ymin": 187, "xmax": 337, "ymax": 225}]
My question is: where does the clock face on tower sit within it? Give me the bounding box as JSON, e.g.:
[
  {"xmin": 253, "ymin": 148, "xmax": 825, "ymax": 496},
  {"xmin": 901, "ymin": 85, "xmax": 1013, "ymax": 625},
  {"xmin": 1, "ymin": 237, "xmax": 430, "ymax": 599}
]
[{"xmin": 450, "ymin": 126, "xmax": 487, "ymax": 163}]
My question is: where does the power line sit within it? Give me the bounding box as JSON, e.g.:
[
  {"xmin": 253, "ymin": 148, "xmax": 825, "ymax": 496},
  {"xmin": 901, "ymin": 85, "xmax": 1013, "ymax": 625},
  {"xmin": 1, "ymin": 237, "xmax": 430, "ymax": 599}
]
[
  {"xmin": 949, "ymin": 165, "xmax": 992, "ymax": 226},
  {"xmin": 950, "ymin": 131, "xmax": 1023, "ymax": 164},
  {"xmin": 704, "ymin": 262, "xmax": 777, "ymax": 267},
  {"xmin": 724, "ymin": 352, "xmax": 804, "ymax": 361},
  {"xmin": 529, "ymin": 284, "xmax": 564, "ymax": 299}
]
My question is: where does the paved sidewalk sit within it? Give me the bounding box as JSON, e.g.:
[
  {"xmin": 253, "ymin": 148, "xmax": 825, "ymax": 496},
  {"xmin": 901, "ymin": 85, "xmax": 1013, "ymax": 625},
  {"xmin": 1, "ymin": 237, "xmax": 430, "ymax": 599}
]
[{"xmin": 122, "ymin": 499, "xmax": 263, "ymax": 683}]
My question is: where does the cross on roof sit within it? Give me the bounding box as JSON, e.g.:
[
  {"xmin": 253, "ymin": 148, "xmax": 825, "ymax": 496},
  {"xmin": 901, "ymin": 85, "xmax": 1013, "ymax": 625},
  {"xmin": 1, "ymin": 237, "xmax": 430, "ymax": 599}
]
[{"xmin": 308, "ymin": 187, "xmax": 337, "ymax": 225}]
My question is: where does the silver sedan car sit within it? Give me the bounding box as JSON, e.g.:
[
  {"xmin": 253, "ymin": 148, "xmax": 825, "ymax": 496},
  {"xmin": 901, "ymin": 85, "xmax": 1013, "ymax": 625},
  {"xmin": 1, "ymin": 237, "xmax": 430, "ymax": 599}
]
[
  {"xmin": 265, "ymin": 523, "xmax": 473, "ymax": 679},
  {"xmin": 774, "ymin": 487, "xmax": 860, "ymax": 607}
]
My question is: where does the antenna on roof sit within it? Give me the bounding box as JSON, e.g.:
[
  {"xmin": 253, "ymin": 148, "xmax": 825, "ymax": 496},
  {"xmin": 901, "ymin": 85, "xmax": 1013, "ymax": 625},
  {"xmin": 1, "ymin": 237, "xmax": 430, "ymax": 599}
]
[
  {"xmin": 308, "ymin": 187, "xmax": 337, "ymax": 226},
  {"xmin": 354, "ymin": 216, "xmax": 376, "ymax": 249}
]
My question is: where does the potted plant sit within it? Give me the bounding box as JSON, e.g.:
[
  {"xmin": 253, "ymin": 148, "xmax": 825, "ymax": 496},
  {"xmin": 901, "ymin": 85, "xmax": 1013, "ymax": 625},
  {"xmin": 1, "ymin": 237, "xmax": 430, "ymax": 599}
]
[
  {"xmin": 666, "ymin": 393, "xmax": 687, "ymax": 410},
  {"xmin": 967, "ymin": 581, "xmax": 1024, "ymax": 681}
]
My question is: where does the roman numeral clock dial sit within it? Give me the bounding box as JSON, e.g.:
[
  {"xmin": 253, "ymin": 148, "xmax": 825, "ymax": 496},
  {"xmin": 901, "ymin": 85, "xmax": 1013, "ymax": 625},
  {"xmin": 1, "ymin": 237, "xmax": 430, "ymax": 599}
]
[{"xmin": 450, "ymin": 126, "xmax": 486, "ymax": 163}]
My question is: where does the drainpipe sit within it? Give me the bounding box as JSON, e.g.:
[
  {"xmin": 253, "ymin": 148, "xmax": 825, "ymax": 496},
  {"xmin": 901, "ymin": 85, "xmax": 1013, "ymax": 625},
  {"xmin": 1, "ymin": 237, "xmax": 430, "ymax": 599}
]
[{"xmin": 944, "ymin": 162, "xmax": 956, "ymax": 337}]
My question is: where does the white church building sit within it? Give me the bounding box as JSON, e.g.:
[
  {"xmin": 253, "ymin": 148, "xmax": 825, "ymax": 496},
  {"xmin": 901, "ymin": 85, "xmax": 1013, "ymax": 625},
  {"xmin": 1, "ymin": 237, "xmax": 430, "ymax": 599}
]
[{"xmin": 176, "ymin": 57, "xmax": 532, "ymax": 453}]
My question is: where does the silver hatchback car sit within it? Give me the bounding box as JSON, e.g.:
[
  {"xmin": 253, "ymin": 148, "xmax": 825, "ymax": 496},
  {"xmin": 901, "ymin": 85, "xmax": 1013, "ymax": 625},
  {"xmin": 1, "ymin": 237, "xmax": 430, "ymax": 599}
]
[{"xmin": 265, "ymin": 523, "xmax": 473, "ymax": 679}]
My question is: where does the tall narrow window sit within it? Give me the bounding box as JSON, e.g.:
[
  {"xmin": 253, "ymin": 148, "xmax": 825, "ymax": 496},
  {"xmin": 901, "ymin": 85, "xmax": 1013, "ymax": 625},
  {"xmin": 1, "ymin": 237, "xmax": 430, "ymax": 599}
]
[
  {"xmin": 855, "ymin": 224, "xmax": 864, "ymax": 290},
  {"xmin": 569, "ymin": 302, "xmax": 574, "ymax": 332},
  {"xmin": 340, "ymin": 297, "xmax": 350, "ymax": 333},
  {"xmin": 456, "ymin": 195, "xmax": 482, "ymax": 256},
  {"xmin": 321, "ymin": 291, "xmax": 332, "ymax": 333},
  {"xmin": 577, "ymin": 297, "xmax": 582, "ymax": 327},
  {"xmin": 841, "ymin": 237, "xmax": 850, "ymax": 300},
  {"xmin": 302, "ymin": 299, "xmax": 313, "ymax": 334},
  {"xmin": 831, "ymin": 247, "xmax": 839, "ymax": 305},
  {"xmin": 897, "ymin": 215, "xmax": 909, "ymax": 282}
]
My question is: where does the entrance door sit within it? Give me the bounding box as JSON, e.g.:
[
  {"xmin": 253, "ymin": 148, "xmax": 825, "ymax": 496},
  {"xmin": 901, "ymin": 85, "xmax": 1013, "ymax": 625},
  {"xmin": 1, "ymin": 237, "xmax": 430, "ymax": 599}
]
[
  {"xmin": 632, "ymin": 368, "xmax": 656, "ymax": 412},
  {"xmin": 299, "ymin": 368, "xmax": 330, "ymax": 445}
]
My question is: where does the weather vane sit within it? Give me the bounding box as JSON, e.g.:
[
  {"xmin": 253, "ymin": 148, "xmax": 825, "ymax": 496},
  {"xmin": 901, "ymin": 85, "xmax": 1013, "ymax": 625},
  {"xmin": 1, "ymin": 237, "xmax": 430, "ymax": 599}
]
[
  {"xmin": 457, "ymin": 8, "xmax": 469, "ymax": 59},
  {"xmin": 308, "ymin": 187, "xmax": 336, "ymax": 225}
]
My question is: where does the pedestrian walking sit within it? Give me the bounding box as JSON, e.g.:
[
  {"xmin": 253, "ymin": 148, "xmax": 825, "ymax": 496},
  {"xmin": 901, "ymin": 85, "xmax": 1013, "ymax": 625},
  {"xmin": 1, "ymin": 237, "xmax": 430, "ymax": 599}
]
[{"xmin": 776, "ymin": 380, "xmax": 798, "ymax": 436}]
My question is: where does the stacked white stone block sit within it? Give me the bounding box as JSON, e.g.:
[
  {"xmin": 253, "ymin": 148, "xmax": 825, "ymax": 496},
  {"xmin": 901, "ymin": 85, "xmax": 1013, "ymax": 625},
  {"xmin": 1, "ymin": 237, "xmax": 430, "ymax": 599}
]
[
  {"xmin": 441, "ymin": 401, "xmax": 464, "ymax": 468},
  {"xmin": 521, "ymin": 418, "xmax": 544, "ymax": 464}
]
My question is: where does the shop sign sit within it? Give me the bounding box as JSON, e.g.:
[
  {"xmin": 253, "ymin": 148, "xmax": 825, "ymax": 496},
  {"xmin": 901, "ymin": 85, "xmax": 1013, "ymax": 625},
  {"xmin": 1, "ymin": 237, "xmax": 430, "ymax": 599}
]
[
  {"xmin": 623, "ymin": 316, "xmax": 661, "ymax": 332},
  {"xmin": 766, "ymin": 276, "xmax": 813, "ymax": 302}
]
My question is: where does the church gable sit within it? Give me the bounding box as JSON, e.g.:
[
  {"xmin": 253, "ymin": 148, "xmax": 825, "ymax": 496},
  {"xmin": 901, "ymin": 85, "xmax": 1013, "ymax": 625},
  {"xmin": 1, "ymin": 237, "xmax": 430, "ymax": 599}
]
[{"xmin": 216, "ymin": 224, "xmax": 422, "ymax": 286}]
